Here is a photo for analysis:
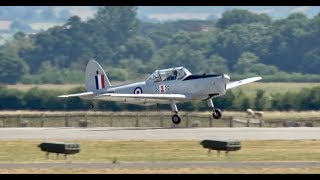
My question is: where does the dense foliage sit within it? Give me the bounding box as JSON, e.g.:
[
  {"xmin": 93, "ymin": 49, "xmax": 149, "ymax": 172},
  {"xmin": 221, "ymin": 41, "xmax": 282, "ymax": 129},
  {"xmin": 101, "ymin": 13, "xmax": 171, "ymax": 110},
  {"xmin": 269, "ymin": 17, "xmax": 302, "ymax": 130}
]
[
  {"xmin": 1, "ymin": 85, "xmax": 320, "ymax": 111},
  {"xmin": 1, "ymin": 7, "xmax": 320, "ymax": 84}
]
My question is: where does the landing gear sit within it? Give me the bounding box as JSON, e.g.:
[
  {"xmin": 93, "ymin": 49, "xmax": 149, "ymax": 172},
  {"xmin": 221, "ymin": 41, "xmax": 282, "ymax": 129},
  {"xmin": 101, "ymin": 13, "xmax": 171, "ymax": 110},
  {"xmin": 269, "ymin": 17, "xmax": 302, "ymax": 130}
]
[
  {"xmin": 207, "ymin": 98, "xmax": 222, "ymax": 119},
  {"xmin": 170, "ymin": 100, "xmax": 181, "ymax": 124},
  {"xmin": 172, "ymin": 114, "xmax": 181, "ymax": 124},
  {"xmin": 212, "ymin": 109, "xmax": 222, "ymax": 119}
]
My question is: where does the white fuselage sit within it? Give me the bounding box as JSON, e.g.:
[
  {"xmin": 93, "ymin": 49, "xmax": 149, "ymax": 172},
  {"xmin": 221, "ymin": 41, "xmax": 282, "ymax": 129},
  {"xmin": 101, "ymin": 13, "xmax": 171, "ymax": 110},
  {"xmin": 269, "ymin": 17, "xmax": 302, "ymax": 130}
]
[{"xmin": 106, "ymin": 74, "xmax": 229, "ymax": 102}]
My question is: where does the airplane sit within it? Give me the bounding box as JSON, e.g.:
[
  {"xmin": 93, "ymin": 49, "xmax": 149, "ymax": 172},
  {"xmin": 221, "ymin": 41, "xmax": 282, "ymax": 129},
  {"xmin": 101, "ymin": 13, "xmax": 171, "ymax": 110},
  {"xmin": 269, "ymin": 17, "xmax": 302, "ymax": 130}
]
[{"xmin": 58, "ymin": 60, "xmax": 262, "ymax": 124}]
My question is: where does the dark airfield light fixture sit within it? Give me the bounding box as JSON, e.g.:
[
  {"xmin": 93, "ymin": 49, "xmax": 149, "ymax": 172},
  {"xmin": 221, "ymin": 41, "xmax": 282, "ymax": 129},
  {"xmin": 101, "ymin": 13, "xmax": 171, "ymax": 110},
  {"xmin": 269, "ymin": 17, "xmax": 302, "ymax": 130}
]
[
  {"xmin": 38, "ymin": 142, "xmax": 80, "ymax": 159},
  {"xmin": 200, "ymin": 139, "xmax": 241, "ymax": 156}
]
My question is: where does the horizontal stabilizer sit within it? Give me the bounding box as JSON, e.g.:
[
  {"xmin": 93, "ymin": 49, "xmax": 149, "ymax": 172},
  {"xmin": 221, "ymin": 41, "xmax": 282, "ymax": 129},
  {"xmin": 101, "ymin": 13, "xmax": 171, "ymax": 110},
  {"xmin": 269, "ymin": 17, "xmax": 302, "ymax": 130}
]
[{"xmin": 226, "ymin": 77, "xmax": 262, "ymax": 90}]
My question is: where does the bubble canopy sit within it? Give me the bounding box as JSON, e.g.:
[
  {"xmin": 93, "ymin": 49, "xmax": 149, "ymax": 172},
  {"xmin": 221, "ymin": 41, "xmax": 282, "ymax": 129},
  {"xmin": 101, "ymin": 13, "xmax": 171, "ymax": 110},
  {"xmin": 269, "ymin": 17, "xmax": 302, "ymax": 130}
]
[{"xmin": 147, "ymin": 67, "xmax": 192, "ymax": 82}]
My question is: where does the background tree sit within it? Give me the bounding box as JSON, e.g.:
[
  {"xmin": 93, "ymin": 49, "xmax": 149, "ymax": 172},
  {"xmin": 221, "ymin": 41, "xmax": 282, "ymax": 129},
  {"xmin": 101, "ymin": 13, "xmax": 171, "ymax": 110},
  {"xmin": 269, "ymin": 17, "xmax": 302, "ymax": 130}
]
[
  {"xmin": 0, "ymin": 51, "xmax": 29, "ymax": 83},
  {"xmin": 212, "ymin": 23, "xmax": 272, "ymax": 67},
  {"xmin": 115, "ymin": 36, "xmax": 155, "ymax": 61},
  {"xmin": 217, "ymin": 9, "xmax": 271, "ymax": 28},
  {"xmin": 254, "ymin": 89, "xmax": 271, "ymax": 111},
  {"xmin": 267, "ymin": 13, "xmax": 312, "ymax": 72},
  {"xmin": 300, "ymin": 48, "xmax": 320, "ymax": 74},
  {"xmin": 234, "ymin": 52, "xmax": 259, "ymax": 73},
  {"xmin": 200, "ymin": 54, "xmax": 229, "ymax": 74}
]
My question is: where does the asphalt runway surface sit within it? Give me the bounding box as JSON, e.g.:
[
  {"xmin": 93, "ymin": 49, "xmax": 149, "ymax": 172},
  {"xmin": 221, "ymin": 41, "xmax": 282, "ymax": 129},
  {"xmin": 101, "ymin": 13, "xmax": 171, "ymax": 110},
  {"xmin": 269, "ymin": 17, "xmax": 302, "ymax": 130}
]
[
  {"xmin": 1, "ymin": 127, "xmax": 320, "ymax": 171},
  {"xmin": 0, "ymin": 127, "xmax": 320, "ymax": 141}
]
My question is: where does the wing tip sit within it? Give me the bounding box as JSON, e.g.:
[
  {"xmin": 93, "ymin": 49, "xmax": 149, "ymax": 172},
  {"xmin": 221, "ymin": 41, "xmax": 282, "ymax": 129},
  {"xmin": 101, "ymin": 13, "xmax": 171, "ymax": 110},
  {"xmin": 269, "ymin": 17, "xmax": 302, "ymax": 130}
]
[{"xmin": 251, "ymin": 76, "xmax": 262, "ymax": 81}]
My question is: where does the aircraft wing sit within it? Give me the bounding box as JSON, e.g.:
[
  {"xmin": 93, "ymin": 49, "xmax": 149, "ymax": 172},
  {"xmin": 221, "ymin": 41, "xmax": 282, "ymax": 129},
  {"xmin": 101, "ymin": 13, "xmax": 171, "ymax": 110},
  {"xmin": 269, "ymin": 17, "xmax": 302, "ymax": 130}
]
[
  {"xmin": 93, "ymin": 93, "xmax": 187, "ymax": 105},
  {"xmin": 58, "ymin": 92, "xmax": 95, "ymax": 98},
  {"xmin": 94, "ymin": 93, "xmax": 186, "ymax": 100},
  {"xmin": 226, "ymin": 77, "xmax": 262, "ymax": 90}
]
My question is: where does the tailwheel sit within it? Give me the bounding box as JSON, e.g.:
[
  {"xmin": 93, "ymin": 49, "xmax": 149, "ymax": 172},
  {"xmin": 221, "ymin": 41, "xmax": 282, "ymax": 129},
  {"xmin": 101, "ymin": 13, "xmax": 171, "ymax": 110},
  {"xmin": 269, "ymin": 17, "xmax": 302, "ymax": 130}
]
[
  {"xmin": 172, "ymin": 114, "xmax": 181, "ymax": 124},
  {"xmin": 212, "ymin": 109, "xmax": 222, "ymax": 119}
]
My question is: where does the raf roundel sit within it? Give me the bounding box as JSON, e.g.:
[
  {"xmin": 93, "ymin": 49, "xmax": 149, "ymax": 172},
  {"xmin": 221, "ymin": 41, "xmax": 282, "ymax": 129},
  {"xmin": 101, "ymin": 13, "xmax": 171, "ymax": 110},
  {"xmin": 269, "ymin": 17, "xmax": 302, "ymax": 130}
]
[{"xmin": 134, "ymin": 87, "xmax": 142, "ymax": 94}]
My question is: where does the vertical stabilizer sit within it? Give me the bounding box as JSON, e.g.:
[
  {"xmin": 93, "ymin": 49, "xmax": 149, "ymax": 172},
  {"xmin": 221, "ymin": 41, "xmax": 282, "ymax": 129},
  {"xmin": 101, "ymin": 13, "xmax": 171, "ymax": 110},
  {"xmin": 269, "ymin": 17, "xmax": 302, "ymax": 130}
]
[{"xmin": 85, "ymin": 60, "xmax": 111, "ymax": 92}]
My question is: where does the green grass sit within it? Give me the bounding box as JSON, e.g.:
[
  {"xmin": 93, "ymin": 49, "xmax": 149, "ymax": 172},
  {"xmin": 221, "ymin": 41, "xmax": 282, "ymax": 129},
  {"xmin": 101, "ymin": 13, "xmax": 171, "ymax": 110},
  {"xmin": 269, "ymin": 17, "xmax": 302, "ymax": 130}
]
[
  {"xmin": 1, "ymin": 140, "xmax": 320, "ymax": 163},
  {"xmin": 1, "ymin": 167, "xmax": 320, "ymax": 174},
  {"xmin": 1, "ymin": 140, "xmax": 320, "ymax": 174},
  {"xmin": 222, "ymin": 111, "xmax": 320, "ymax": 122},
  {"xmin": 233, "ymin": 82, "xmax": 320, "ymax": 95}
]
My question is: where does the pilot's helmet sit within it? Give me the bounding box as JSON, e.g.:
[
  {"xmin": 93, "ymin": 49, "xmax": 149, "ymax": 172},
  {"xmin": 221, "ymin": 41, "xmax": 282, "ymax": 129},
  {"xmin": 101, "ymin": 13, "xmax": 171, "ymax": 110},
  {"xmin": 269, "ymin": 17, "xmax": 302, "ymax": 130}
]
[{"xmin": 173, "ymin": 70, "xmax": 178, "ymax": 76}]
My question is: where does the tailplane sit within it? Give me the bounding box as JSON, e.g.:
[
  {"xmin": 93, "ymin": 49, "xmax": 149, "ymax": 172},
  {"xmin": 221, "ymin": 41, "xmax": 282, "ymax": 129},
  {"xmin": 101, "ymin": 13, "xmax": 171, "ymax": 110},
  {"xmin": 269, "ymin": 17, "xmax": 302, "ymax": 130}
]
[{"xmin": 85, "ymin": 60, "xmax": 111, "ymax": 93}]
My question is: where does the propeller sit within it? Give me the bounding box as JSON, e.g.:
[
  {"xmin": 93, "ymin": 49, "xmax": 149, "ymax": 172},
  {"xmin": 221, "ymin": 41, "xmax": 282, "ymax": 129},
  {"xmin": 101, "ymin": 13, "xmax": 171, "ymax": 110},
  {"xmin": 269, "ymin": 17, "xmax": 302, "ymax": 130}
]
[
  {"xmin": 222, "ymin": 74, "xmax": 230, "ymax": 83},
  {"xmin": 222, "ymin": 74, "xmax": 234, "ymax": 91}
]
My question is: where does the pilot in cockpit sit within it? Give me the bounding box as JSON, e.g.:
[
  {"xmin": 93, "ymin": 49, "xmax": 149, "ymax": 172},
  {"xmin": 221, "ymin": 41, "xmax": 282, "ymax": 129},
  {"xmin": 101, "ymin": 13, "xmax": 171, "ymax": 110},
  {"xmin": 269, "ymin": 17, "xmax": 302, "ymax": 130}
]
[
  {"xmin": 153, "ymin": 71, "xmax": 162, "ymax": 82},
  {"xmin": 164, "ymin": 70, "xmax": 178, "ymax": 81},
  {"xmin": 172, "ymin": 70, "xmax": 178, "ymax": 79}
]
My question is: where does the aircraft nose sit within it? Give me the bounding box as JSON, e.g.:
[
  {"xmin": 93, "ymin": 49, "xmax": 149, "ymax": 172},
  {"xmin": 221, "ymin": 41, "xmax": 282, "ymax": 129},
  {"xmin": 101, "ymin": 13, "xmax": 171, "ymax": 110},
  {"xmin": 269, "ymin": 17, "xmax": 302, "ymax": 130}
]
[{"xmin": 222, "ymin": 74, "xmax": 230, "ymax": 82}]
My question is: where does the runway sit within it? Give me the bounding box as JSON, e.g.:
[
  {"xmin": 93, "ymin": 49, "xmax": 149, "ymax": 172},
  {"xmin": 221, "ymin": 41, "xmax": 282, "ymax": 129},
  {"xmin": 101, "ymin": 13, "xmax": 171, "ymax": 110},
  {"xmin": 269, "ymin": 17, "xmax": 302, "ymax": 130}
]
[
  {"xmin": 0, "ymin": 127, "xmax": 320, "ymax": 140},
  {"xmin": 1, "ymin": 127, "xmax": 320, "ymax": 172}
]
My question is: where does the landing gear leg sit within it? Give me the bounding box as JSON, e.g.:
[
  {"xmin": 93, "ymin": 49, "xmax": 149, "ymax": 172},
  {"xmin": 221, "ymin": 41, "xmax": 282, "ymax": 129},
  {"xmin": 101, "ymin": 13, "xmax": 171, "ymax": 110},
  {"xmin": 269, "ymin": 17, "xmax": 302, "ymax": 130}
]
[
  {"xmin": 171, "ymin": 100, "xmax": 181, "ymax": 124},
  {"xmin": 207, "ymin": 98, "xmax": 222, "ymax": 119}
]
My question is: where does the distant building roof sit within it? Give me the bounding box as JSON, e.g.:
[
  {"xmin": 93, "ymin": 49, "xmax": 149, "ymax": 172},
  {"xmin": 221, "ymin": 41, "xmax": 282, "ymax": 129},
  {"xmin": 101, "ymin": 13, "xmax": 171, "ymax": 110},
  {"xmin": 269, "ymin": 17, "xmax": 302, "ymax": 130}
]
[
  {"xmin": 29, "ymin": 22, "xmax": 63, "ymax": 31},
  {"xmin": 0, "ymin": 20, "xmax": 12, "ymax": 30}
]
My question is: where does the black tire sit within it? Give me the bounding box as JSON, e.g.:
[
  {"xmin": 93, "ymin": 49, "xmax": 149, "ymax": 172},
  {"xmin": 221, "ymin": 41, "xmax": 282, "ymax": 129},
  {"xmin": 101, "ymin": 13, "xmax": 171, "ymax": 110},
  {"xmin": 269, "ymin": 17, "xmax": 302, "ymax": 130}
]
[
  {"xmin": 172, "ymin": 114, "xmax": 181, "ymax": 124},
  {"xmin": 90, "ymin": 104, "xmax": 94, "ymax": 109},
  {"xmin": 212, "ymin": 109, "xmax": 222, "ymax": 119}
]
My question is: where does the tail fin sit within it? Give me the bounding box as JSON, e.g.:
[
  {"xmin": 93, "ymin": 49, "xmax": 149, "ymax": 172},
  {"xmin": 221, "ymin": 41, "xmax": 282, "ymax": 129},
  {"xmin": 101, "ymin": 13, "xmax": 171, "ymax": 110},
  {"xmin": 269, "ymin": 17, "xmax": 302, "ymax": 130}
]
[{"xmin": 85, "ymin": 60, "xmax": 111, "ymax": 92}]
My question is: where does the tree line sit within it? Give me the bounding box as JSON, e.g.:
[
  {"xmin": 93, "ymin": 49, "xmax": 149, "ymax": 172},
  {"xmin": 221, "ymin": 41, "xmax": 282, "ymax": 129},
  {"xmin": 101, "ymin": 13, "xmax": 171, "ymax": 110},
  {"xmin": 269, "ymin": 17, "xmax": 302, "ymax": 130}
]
[
  {"xmin": 1, "ymin": 7, "xmax": 320, "ymax": 84},
  {"xmin": 1, "ymin": 85, "xmax": 319, "ymax": 111}
]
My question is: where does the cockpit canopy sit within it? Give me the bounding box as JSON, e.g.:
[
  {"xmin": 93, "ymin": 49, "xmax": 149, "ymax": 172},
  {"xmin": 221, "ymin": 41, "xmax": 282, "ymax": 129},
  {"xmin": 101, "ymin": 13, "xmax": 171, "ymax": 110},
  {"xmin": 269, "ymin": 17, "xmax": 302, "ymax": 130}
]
[{"xmin": 147, "ymin": 67, "xmax": 192, "ymax": 82}]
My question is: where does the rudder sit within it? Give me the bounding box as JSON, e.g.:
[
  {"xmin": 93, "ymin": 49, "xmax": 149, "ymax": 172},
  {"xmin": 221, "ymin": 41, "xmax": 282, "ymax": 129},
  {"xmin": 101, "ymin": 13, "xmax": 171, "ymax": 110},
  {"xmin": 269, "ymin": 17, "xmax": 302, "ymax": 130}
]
[{"xmin": 85, "ymin": 60, "xmax": 111, "ymax": 92}]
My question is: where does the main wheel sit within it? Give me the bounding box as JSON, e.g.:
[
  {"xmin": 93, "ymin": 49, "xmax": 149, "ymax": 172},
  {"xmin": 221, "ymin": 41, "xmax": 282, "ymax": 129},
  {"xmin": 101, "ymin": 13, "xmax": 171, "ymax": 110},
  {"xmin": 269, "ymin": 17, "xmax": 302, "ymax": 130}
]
[
  {"xmin": 172, "ymin": 114, "xmax": 181, "ymax": 124},
  {"xmin": 90, "ymin": 104, "xmax": 94, "ymax": 109},
  {"xmin": 212, "ymin": 109, "xmax": 222, "ymax": 119}
]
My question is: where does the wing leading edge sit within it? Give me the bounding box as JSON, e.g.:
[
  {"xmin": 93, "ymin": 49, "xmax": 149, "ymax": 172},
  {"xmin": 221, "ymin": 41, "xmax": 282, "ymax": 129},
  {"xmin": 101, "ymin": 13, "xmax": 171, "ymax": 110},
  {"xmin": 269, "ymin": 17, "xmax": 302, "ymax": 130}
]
[
  {"xmin": 94, "ymin": 93, "xmax": 187, "ymax": 106},
  {"xmin": 58, "ymin": 92, "xmax": 186, "ymax": 105},
  {"xmin": 58, "ymin": 92, "xmax": 94, "ymax": 98},
  {"xmin": 94, "ymin": 93, "xmax": 186, "ymax": 100},
  {"xmin": 226, "ymin": 77, "xmax": 262, "ymax": 90}
]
